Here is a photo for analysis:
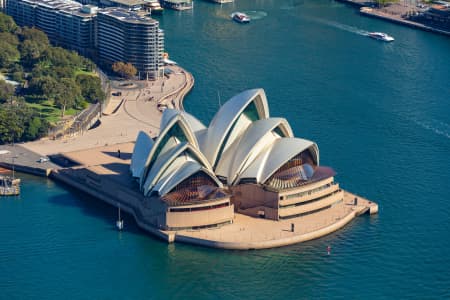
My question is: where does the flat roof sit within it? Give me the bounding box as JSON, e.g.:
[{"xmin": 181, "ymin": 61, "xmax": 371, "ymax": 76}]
[
  {"xmin": 109, "ymin": 0, "xmax": 145, "ymax": 6},
  {"xmin": 19, "ymin": 0, "xmax": 97, "ymax": 16},
  {"xmin": 163, "ymin": 0, "xmax": 191, "ymax": 3},
  {"xmin": 99, "ymin": 7, "xmax": 158, "ymax": 24}
]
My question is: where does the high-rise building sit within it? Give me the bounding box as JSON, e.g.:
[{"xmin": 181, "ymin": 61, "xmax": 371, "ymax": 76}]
[
  {"xmin": 5, "ymin": 1, "xmax": 164, "ymax": 79},
  {"xmin": 97, "ymin": 7, "xmax": 164, "ymax": 80},
  {"xmin": 5, "ymin": 0, "xmax": 97, "ymax": 56}
]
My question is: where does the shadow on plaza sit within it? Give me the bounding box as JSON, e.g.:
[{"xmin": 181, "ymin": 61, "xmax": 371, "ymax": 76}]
[{"xmin": 102, "ymin": 150, "xmax": 132, "ymax": 161}]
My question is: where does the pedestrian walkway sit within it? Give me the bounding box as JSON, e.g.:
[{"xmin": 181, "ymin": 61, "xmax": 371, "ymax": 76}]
[{"xmin": 22, "ymin": 66, "xmax": 194, "ymax": 156}]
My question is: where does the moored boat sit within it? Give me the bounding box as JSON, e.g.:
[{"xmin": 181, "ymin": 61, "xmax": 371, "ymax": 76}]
[
  {"xmin": 209, "ymin": 0, "xmax": 233, "ymax": 3},
  {"xmin": 231, "ymin": 12, "xmax": 250, "ymax": 23},
  {"xmin": 160, "ymin": 0, "xmax": 192, "ymax": 10},
  {"xmin": 0, "ymin": 175, "xmax": 20, "ymax": 196},
  {"xmin": 144, "ymin": 0, "xmax": 164, "ymax": 15},
  {"xmin": 368, "ymin": 32, "xmax": 394, "ymax": 42}
]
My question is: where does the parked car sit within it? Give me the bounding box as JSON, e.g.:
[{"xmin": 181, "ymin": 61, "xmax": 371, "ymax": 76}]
[{"xmin": 38, "ymin": 157, "xmax": 49, "ymax": 163}]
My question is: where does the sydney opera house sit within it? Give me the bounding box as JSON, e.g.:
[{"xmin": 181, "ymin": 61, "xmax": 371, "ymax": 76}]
[{"xmin": 130, "ymin": 88, "xmax": 346, "ymax": 231}]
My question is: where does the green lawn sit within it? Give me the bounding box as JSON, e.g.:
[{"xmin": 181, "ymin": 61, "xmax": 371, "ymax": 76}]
[
  {"xmin": 74, "ymin": 69, "xmax": 98, "ymax": 77},
  {"xmin": 26, "ymin": 101, "xmax": 80, "ymax": 125}
]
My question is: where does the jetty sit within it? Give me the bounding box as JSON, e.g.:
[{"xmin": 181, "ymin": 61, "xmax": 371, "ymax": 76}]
[
  {"xmin": 359, "ymin": 7, "xmax": 450, "ymax": 37},
  {"xmin": 336, "ymin": 0, "xmax": 450, "ymax": 37}
]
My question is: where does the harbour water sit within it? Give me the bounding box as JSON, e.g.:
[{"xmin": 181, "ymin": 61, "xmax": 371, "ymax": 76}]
[{"xmin": 1, "ymin": 0, "xmax": 450, "ymax": 298}]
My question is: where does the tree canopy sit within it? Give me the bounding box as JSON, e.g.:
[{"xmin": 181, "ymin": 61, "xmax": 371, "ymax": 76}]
[
  {"xmin": 0, "ymin": 13, "xmax": 18, "ymax": 33},
  {"xmin": 0, "ymin": 12, "xmax": 105, "ymax": 143},
  {"xmin": 112, "ymin": 61, "xmax": 137, "ymax": 79},
  {"xmin": 0, "ymin": 100, "xmax": 48, "ymax": 143},
  {"xmin": 0, "ymin": 80, "xmax": 15, "ymax": 103}
]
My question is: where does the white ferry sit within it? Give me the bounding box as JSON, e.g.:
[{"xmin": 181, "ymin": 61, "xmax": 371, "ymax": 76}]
[
  {"xmin": 368, "ymin": 32, "xmax": 394, "ymax": 42},
  {"xmin": 231, "ymin": 12, "xmax": 250, "ymax": 23}
]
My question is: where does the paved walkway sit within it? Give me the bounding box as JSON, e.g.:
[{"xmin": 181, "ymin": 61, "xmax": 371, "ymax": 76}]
[
  {"xmin": 172, "ymin": 191, "xmax": 377, "ymax": 249},
  {"xmin": 22, "ymin": 65, "xmax": 194, "ymax": 156},
  {"xmin": 44, "ymin": 141, "xmax": 378, "ymax": 250},
  {"xmin": 0, "ymin": 144, "xmax": 60, "ymax": 176}
]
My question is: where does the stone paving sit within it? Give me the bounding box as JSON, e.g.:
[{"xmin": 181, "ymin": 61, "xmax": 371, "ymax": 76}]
[
  {"xmin": 172, "ymin": 191, "xmax": 376, "ymax": 249},
  {"xmin": 0, "ymin": 144, "xmax": 60, "ymax": 175},
  {"xmin": 22, "ymin": 65, "xmax": 193, "ymax": 156},
  {"xmin": 54, "ymin": 142, "xmax": 378, "ymax": 250}
]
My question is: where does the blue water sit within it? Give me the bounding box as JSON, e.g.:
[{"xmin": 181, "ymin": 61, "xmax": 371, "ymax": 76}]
[{"xmin": 2, "ymin": 0, "xmax": 450, "ymax": 298}]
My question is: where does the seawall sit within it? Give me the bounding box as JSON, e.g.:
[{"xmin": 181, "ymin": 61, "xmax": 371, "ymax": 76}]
[{"xmin": 359, "ymin": 8, "xmax": 450, "ymax": 37}]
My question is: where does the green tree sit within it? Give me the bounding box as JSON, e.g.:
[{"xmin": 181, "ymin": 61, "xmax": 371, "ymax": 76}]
[
  {"xmin": 23, "ymin": 116, "xmax": 47, "ymax": 140},
  {"xmin": 20, "ymin": 27, "xmax": 49, "ymax": 44},
  {"xmin": 0, "ymin": 32, "xmax": 19, "ymax": 46},
  {"xmin": 76, "ymin": 74, "xmax": 106, "ymax": 103},
  {"xmin": 0, "ymin": 13, "xmax": 18, "ymax": 33},
  {"xmin": 28, "ymin": 76, "xmax": 57, "ymax": 97},
  {"xmin": 19, "ymin": 28, "xmax": 50, "ymax": 67},
  {"xmin": 112, "ymin": 61, "xmax": 137, "ymax": 79},
  {"xmin": 0, "ymin": 103, "xmax": 25, "ymax": 143},
  {"xmin": 0, "ymin": 80, "xmax": 15, "ymax": 103},
  {"xmin": 0, "ymin": 41, "xmax": 20, "ymax": 68},
  {"xmin": 53, "ymin": 78, "xmax": 82, "ymax": 116}
]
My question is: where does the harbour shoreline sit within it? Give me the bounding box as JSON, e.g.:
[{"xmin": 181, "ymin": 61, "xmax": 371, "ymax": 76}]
[
  {"xmin": 48, "ymin": 142, "xmax": 378, "ymax": 250},
  {"xmin": 0, "ymin": 64, "xmax": 378, "ymax": 250},
  {"xmin": 335, "ymin": 0, "xmax": 450, "ymax": 37}
]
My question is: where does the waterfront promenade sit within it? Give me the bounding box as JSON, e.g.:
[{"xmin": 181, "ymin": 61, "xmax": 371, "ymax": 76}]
[
  {"xmin": 0, "ymin": 63, "xmax": 378, "ymax": 250},
  {"xmin": 336, "ymin": 0, "xmax": 450, "ymax": 37},
  {"xmin": 21, "ymin": 65, "xmax": 194, "ymax": 156},
  {"xmin": 50, "ymin": 142, "xmax": 377, "ymax": 250},
  {"xmin": 360, "ymin": 6, "xmax": 450, "ymax": 36},
  {"xmin": 0, "ymin": 62, "xmax": 379, "ymax": 250}
]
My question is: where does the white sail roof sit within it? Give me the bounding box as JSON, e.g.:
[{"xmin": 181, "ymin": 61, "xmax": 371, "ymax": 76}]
[
  {"xmin": 153, "ymin": 160, "xmax": 222, "ymax": 196},
  {"xmin": 236, "ymin": 137, "xmax": 319, "ymax": 185},
  {"xmin": 130, "ymin": 88, "xmax": 322, "ymax": 199},
  {"xmin": 160, "ymin": 109, "xmax": 206, "ymax": 135},
  {"xmin": 201, "ymin": 88, "xmax": 270, "ymax": 167},
  {"xmin": 214, "ymin": 118, "xmax": 293, "ymax": 184},
  {"xmin": 130, "ymin": 131, "xmax": 154, "ymax": 178},
  {"xmin": 139, "ymin": 111, "xmax": 200, "ymax": 187},
  {"xmin": 142, "ymin": 142, "xmax": 213, "ymax": 196}
]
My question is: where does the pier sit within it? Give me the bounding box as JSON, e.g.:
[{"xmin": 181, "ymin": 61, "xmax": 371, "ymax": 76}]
[
  {"xmin": 335, "ymin": 0, "xmax": 450, "ymax": 37},
  {"xmin": 360, "ymin": 7, "xmax": 450, "ymax": 37}
]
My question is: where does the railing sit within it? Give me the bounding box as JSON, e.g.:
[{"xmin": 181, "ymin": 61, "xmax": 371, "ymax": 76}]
[{"xmin": 47, "ymin": 67, "xmax": 110, "ymax": 139}]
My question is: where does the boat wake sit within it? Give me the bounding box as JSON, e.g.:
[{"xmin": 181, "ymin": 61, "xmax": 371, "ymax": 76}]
[
  {"xmin": 307, "ymin": 17, "xmax": 369, "ymax": 36},
  {"xmin": 243, "ymin": 10, "xmax": 268, "ymax": 20},
  {"xmin": 410, "ymin": 117, "xmax": 450, "ymax": 139},
  {"xmin": 280, "ymin": 0, "xmax": 305, "ymax": 10}
]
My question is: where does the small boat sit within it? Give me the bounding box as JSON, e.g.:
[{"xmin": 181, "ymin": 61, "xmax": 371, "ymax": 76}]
[
  {"xmin": 231, "ymin": 12, "xmax": 250, "ymax": 23},
  {"xmin": 0, "ymin": 175, "xmax": 20, "ymax": 196},
  {"xmin": 144, "ymin": 0, "xmax": 164, "ymax": 15},
  {"xmin": 160, "ymin": 0, "xmax": 192, "ymax": 11},
  {"xmin": 116, "ymin": 203, "xmax": 124, "ymax": 230},
  {"xmin": 209, "ymin": 0, "xmax": 233, "ymax": 3},
  {"xmin": 367, "ymin": 32, "xmax": 394, "ymax": 42}
]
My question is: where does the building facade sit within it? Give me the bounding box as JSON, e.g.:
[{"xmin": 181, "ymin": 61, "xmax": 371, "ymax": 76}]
[
  {"xmin": 5, "ymin": 1, "xmax": 164, "ymax": 79},
  {"xmin": 97, "ymin": 8, "xmax": 164, "ymax": 80},
  {"xmin": 131, "ymin": 89, "xmax": 345, "ymax": 230},
  {"xmin": 5, "ymin": 0, "xmax": 97, "ymax": 56}
]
